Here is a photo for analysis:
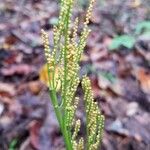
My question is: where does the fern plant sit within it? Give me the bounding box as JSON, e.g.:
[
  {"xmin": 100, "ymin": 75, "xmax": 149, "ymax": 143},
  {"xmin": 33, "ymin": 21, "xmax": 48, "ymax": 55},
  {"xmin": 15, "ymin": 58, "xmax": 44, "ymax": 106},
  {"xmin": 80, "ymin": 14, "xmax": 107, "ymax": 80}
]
[
  {"xmin": 109, "ymin": 21, "xmax": 150, "ymax": 50},
  {"xmin": 41, "ymin": 0, "xmax": 104, "ymax": 149}
]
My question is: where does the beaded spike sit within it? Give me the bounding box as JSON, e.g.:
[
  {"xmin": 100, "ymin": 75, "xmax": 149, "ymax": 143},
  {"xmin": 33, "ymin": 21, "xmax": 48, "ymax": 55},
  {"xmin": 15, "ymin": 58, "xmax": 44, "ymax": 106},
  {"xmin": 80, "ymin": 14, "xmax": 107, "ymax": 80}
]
[
  {"xmin": 82, "ymin": 76, "xmax": 104, "ymax": 150},
  {"xmin": 41, "ymin": 0, "xmax": 104, "ymax": 149}
]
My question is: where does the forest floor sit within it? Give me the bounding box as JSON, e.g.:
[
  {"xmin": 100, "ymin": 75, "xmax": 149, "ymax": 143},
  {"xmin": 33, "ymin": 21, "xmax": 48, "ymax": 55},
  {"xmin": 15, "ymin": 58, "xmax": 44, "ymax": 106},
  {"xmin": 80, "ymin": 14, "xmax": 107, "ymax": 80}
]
[{"xmin": 0, "ymin": 0, "xmax": 150, "ymax": 150}]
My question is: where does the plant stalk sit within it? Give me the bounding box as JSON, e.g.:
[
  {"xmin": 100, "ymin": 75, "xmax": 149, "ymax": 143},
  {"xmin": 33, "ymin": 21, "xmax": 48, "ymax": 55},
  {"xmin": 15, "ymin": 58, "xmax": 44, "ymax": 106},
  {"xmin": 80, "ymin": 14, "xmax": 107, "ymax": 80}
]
[{"xmin": 49, "ymin": 90, "xmax": 72, "ymax": 150}]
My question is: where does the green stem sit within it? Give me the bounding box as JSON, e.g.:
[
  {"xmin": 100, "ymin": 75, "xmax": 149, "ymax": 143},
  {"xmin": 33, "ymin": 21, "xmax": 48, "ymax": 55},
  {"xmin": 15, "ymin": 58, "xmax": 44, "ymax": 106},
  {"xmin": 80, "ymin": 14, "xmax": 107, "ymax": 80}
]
[
  {"xmin": 46, "ymin": 0, "xmax": 73, "ymax": 149},
  {"xmin": 49, "ymin": 90, "xmax": 62, "ymax": 126},
  {"xmin": 49, "ymin": 90, "xmax": 72, "ymax": 150},
  {"xmin": 63, "ymin": 126, "xmax": 73, "ymax": 150},
  {"xmin": 62, "ymin": 3, "xmax": 73, "ymax": 150}
]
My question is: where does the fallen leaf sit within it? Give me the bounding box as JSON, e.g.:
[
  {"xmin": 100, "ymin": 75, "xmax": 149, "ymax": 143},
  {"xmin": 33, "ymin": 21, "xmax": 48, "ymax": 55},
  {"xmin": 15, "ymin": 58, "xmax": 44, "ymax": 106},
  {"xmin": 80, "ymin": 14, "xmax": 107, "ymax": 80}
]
[
  {"xmin": 90, "ymin": 77, "xmax": 101, "ymax": 98},
  {"xmin": 5, "ymin": 34, "xmax": 18, "ymax": 46},
  {"xmin": 29, "ymin": 120, "xmax": 42, "ymax": 150},
  {"xmin": 1, "ymin": 64, "xmax": 33, "ymax": 76},
  {"xmin": 106, "ymin": 117, "xmax": 149, "ymax": 143},
  {"xmin": 0, "ymin": 82, "xmax": 16, "ymax": 97},
  {"xmin": 134, "ymin": 67, "xmax": 150, "ymax": 95},
  {"xmin": 126, "ymin": 102, "xmax": 139, "ymax": 117},
  {"xmin": 107, "ymin": 119, "xmax": 129, "ymax": 136},
  {"xmin": 130, "ymin": 0, "xmax": 141, "ymax": 8},
  {"xmin": 39, "ymin": 64, "xmax": 49, "ymax": 86},
  {"xmin": 39, "ymin": 64, "xmax": 61, "ymax": 91},
  {"xmin": 28, "ymin": 81, "xmax": 42, "ymax": 95},
  {"xmin": 0, "ymin": 49, "xmax": 18, "ymax": 65},
  {"xmin": 90, "ymin": 44, "xmax": 108, "ymax": 62}
]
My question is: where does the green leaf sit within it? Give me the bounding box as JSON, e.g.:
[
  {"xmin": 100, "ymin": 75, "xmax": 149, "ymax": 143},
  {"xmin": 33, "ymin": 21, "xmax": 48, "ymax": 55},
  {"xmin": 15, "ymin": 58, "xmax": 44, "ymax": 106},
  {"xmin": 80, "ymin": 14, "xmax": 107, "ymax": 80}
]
[
  {"xmin": 99, "ymin": 71, "xmax": 116, "ymax": 83},
  {"xmin": 9, "ymin": 139, "xmax": 18, "ymax": 150},
  {"xmin": 135, "ymin": 21, "xmax": 150, "ymax": 34},
  {"xmin": 139, "ymin": 31, "xmax": 150, "ymax": 40},
  {"xmin": 109, "ymin": 35, "xmax": 135, "ymax": 50}
]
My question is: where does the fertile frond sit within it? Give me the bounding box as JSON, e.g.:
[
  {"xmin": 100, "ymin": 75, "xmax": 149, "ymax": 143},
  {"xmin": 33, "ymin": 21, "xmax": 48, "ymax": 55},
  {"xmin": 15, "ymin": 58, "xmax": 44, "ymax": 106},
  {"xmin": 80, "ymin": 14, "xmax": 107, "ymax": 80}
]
[
  {"xmin": 41, "ymin": 0, "xmax": 104, "ymax": 149},
  {"xmin": 82, "ymin": 76, "xmax": 104, "ymax": 150}
]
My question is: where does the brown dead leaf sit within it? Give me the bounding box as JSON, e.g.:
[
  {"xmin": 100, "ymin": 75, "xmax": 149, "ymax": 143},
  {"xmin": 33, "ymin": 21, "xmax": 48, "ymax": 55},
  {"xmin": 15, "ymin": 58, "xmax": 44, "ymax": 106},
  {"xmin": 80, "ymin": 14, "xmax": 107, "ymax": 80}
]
[
  {"xmin": 0, "ymin": 82, "xmax": 16, "ymax": 97},
  {"xmin": 1, "ymin": 64, "xmax": 33, "ymax": 76},
  {"xmin": 90, "ymin": 77, "xmax": 101, "ymax": 98},
  {"xmin": 135, "ymin": 68, "xmax": 150, "ymax": 94},
  {"xmin": 0, "ymin": 96, "xmax": 14, "ymax": 105},
  {"xmin": 90, "ymin": 44, "xmax": 109, "ymax": 62},
  {"xmin": 39, "ymin": 64, "xmax": 49, "ymax": 86},
  {"xmin": 28, "ymin": 81, "xmax": 42, "ymax": 95},
  {"xmin": 39, "ymin": 64, "xmax": 61, "ymax": 91},
  {"xmin": 0, "ymin": 50, "xmax": 19, "ymax": 65},
  {"xmin": 87, "ymin": 30, "xmax": 101, "ymax": 48},
  {"xmin": 5, "ymin": 34, "xmax": 18, "ymax": 46},
  {"xmin": 29, "ymin": 120, "xmax": 42, "ymax": 150}
]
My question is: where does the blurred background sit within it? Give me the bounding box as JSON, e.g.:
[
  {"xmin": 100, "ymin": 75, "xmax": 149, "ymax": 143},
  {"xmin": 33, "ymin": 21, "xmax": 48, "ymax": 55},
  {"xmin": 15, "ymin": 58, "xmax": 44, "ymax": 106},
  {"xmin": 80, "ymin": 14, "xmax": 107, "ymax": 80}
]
[{"xmin": 0, "ymin": 0, "xmax": 150, "ymax": 149}]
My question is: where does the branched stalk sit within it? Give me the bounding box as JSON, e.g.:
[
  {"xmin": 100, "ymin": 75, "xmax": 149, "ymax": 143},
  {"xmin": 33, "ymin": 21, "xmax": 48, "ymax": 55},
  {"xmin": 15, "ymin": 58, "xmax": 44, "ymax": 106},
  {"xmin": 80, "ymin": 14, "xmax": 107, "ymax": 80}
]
[{"xmin": 41, "ymin": 0, "xmax": 104, "ymax": 150}]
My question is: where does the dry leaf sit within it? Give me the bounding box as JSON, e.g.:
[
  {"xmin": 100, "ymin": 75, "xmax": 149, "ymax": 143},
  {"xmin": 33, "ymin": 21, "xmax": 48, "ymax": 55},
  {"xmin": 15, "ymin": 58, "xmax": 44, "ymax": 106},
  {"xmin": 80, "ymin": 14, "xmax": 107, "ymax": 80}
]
[
  {"xmin": 0, "ymin": 82, "xmax": 16, "ymax": 96},
  {"xmin": 1, "ymin": 64, "xmax": 33, "ymax": 76},
  {"xmin": 39, "ymin": 64, "xmax": 49, "ymax": 86},
  {"xmin": 130, "ymin": 0, "xmax": 141, "ymax": 8},
  {"xmin": 39, "ymin": 64, "xmax": 61, "ymax": 91},
  {"xmin": 28, "ymin": 81, "xmax": 42, "ymax": 95},
  {"xmin": 90, "ymin": 77, "xmax": 101, "ymax": 98},
  {"xmin": 29, "ymin": 120, "xmax": 42, "ymax": 149},
  {"xmin": 136, "ymin": 68, "xmax": 150, "ymax": 94}
]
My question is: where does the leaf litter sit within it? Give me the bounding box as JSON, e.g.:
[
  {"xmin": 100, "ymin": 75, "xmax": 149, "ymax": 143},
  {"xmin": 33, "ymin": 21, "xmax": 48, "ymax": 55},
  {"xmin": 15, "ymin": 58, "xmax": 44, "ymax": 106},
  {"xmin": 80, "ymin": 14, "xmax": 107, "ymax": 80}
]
[{"xmin": 0, "ymin": 0, "xmax": 150, "ymax": 149}]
